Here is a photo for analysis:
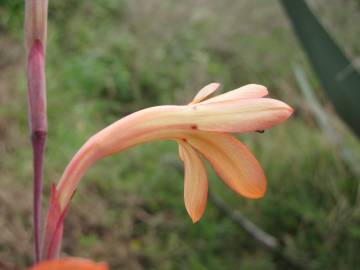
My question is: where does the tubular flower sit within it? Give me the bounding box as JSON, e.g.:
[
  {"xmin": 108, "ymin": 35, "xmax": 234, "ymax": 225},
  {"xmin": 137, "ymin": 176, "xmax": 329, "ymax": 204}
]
[
  {"xmin": 43, "ymin": 83, "xmax": 293, "ymax": 259},
  {"xmin": 29, "ymin": 258, "xmax": 108, "ymax": 270}
]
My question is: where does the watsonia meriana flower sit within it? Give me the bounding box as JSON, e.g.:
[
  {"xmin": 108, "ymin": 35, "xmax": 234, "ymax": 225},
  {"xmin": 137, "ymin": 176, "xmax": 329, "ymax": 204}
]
[
  {"xmin": 29, "ymin": 258, "xmax": 108, "ymax": 270},
  {"xmin": 42, "ymin": 83, "xmax": 293, "ymax": 259}
]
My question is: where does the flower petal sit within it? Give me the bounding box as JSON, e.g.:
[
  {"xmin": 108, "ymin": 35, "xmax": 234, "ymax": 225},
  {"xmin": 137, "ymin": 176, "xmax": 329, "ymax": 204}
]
[
  {"xmin": 190, "ymin": 83, "xmax": 221, "ymax": 104},
  {"xmin": 186, "ymin": 131, "xmax": 266, "ymax": 199},
  {"xmin": 178, "ymin": 142, "xmax": 208, "ymax": 223},
  {"xmin": 29, "ymin": 258, "xmax": 108, "ymax": 270},
  {"xmin": 200, "ymin": 84, "xmax": 268, "ymax": 104},
  {"xmin": 188, "ymin": 98, "xmax": 293, "ymax": 133}
]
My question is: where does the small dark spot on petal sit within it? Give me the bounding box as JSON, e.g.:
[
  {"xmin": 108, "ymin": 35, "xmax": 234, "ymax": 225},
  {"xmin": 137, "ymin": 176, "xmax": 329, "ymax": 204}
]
[
  {"xmin": 190, "ymin": 124, "xmax": 198, "ymax": 130},
  {"xmin": 256, "ymin": 130, "xmax": 265, "ymax": 134}
]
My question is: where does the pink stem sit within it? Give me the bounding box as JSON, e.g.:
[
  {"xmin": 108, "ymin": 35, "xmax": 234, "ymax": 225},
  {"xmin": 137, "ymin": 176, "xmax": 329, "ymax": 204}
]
[
  {"xmin": 32, "ymin": 131, "xmax": 46, "ymax": 262},
  {"xmin": 27, "ymin": 39, "xmax": 47, "ymax": 263}
]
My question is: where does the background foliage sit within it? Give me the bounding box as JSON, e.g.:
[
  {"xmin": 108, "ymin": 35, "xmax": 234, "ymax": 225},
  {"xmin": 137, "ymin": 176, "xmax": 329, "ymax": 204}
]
[
  {"xmin": 0, "ymin": 0, "xmax": 360, "ymax": 269},
  {"xmin": 281, "ymin": 0, "xmax": 360, "ymax": 137}
]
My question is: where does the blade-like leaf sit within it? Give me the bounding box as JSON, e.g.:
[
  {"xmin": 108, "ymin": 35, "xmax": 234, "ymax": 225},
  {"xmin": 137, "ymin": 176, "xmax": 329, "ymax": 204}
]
[{"xmin": 280, "ymin": 0, "xmax": 360, "ymax": 137}]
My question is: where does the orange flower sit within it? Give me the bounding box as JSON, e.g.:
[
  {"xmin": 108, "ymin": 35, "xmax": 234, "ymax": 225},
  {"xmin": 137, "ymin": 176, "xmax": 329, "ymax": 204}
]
[
  {"xmin": 29, "ymin": 258, "xmax": 108, "ymax": 270},
  {"xmin": 43, "ymin": 83, "xmax": 293, "ymax": 259},
  {"xmin": 58, "ymin": 83, "xmax": 292, "ymax": 215}
]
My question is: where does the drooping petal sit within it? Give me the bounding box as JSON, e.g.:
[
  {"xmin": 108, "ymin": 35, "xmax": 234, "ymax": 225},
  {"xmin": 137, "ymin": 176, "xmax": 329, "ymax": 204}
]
[
  {"xmin": 200, "ymin": 84, "xmax": 268, "ymax": 104},
  {"xmin": 29, "ymin": 258, "xmax": 108, "ymax": 270},
  {"xmin": 186, "ymin": 131, "xmax": 266, "ymax": 199},
  {"xmin": 178, "ymin": 142, "xmax": 208, "ymax": 223},
  {"xmin": 190, "ymin": 83, "xmax": 220, "ymax": 104}
]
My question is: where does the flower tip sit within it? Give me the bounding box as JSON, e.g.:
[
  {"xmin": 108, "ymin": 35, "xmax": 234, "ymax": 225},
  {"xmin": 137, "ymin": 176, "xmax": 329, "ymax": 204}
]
[
  {"xmin": 255, "ymin": 176, "xmax": 267, "ymax": 198},
  {"xmin": 251, "ymin": 188, "xmax": 266, "ymax": 199},
  {"xmin": 241, "ymin": 191, "xmax": 266, "ymax": 201},
  {"xmin": 248, "ymin": 83, "xmax": 268, "ymax": 93},
  {"xmin": 282, "ymin": 103, "xmax": 295, "ymax": 119},
  {"xmin": 187, "ymin": 209, "xmax": 202, "ymax": 223},
  {"xmin": 211, "ymin": 82, "xmax": 221, "ymax": 88},
  {"xmin": 241, "ymin": 180, "xmax": 266, "ymax": 200},
  {"xmin": 288, "ymin": 106, "xmax": 295, "ymax": 115},
  {"xmin": 244, "ymin": 84, "xmax": 269, "ymax": 98},
  {"xmin": 191, "ymin": 215, "xmax": 201, "ymax": 223},
  {"xmin": 190, "ymin": 82, "xmax": 221, "ymax": 104},
  {"xmin": 204, "ymin": 82, "xmax": 221, "ymax": 90},
  {"xmin": 267, "ymin": 99, "xmax": 295, "ymax": 123}
]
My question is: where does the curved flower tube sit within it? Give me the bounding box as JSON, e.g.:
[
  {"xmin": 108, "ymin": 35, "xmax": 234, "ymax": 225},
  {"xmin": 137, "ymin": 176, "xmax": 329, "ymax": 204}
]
[
  {"xmin": 42, "ymin": 83, "xmax": 293, "ymax": 259},
  {"xmin": 29, "ymin": 258, "xmax": 108, "ymax": 270}
]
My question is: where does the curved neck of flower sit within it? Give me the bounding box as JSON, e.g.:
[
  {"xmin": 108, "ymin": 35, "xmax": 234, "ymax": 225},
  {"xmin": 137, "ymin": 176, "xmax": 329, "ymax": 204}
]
[
  {"xmin": 56, "ymin": 105, "xmax": 191, "ymax": 210},
  {"xmin": 56, "ymin": 140, "xmax": 100, "ymax": 209}
]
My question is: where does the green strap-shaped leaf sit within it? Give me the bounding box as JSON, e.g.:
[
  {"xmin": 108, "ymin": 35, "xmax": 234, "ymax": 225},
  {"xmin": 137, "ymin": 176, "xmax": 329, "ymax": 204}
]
[{"xmin": 280, "ymin": 0, "xmax": 360, "ymax": 138}]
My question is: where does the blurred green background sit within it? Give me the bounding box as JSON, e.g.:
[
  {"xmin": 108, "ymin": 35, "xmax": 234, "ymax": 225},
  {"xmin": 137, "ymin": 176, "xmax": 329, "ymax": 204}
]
[{"xmin": 1, "ymin": 0, "xmax": 360, "ymax": 269}]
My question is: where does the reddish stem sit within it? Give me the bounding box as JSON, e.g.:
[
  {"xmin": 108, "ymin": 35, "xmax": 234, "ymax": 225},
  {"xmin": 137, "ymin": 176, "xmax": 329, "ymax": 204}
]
[
  {"xmin": 32, "ymin": 131, "xmax": 46, "ymax": 262},
  {"xmin": 27, "ymin": 39, "xmax": 47, "ymax": 263}
]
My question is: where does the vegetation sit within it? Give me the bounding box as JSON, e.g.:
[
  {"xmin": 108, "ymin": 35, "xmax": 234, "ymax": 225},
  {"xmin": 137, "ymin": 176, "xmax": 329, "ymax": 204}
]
[
  {"xmin": 0, "ymin": 0, "xmax": 359, "ymax": 269},
  {"xmin": 281, "ymin": 0, "xmax": 360, "ymax": 137}
]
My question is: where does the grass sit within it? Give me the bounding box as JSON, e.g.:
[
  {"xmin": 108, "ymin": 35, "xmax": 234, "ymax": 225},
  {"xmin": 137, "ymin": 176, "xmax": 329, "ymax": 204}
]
[{"xmin": 0, "ymin": 0, "xmax": 359, "ymax": 269}]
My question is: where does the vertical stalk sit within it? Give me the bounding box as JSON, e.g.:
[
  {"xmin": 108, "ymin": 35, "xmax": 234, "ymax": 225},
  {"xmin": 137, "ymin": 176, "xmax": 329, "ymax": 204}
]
[
  {"xmin": 27, "ymin": 39, "xmax": 47, "ymax": 263},
  {"xmin": 32, "ymin": 131, "xmax": 46, "ymax": 262},
  {"xmin": 25, "ymin": 0, "xmax": 48, "ymax": 262}
]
